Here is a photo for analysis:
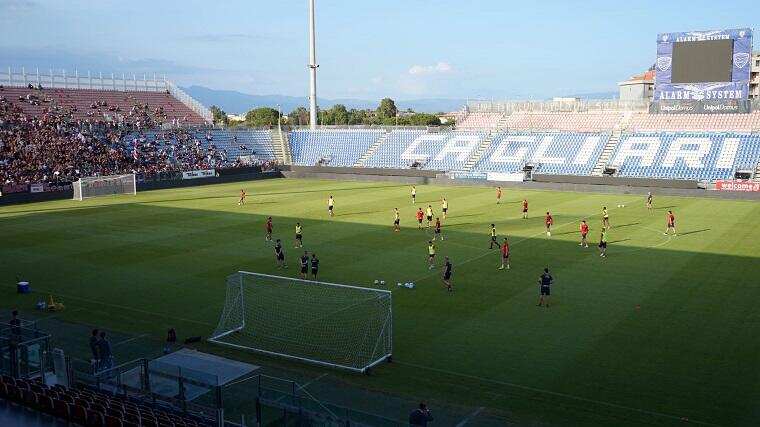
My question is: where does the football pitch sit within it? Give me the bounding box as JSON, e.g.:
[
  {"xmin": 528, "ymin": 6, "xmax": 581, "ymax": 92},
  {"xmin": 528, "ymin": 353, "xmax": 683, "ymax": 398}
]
[{"xmin": 2, "ymin": 177, "xmax": 760, "ymax": 426}]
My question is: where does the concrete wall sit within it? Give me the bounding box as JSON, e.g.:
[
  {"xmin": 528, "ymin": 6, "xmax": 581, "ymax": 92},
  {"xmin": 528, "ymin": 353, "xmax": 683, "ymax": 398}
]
[{"xmin": 0, "ymin": 171, "xmax": 282, "ymax": 206}]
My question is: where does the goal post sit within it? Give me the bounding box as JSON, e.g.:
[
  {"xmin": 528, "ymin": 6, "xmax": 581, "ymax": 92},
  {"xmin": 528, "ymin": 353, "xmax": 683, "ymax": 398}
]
[
  {"xmin": 73, "ymin": 174, "xmax": 136, "ymax": 200},
  {"xmin": 209, "ymin": 271, "xmax": 393, "ymax": 373}
]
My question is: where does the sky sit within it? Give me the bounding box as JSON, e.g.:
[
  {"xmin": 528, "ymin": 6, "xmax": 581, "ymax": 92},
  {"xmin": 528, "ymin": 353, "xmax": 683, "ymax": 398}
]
[{"xmin": 0, "ymin": 0, "xmax": 757, "ymax": 101}]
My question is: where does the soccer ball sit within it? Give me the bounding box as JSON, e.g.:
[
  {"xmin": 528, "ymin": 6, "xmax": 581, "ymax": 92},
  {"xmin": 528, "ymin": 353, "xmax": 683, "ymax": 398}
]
[
  {"xmin": 380, "ymin": 280, "xmax": 385, "ymax": 285},
  {"xmin": 622, "ymin": 204, "xmax": 625, "ymax": 208},
  {"xmin": 617, "ymin": 204, "xmax": 621, "ymax": 208},
  {"xmin": 406, "ymin": 283, "xmax": 414, "ymax": 289},
  {"xmin": 397, "ymin": 282, "xmax": 403, "ymax": 287},
  {"xmin": 374, "ymin": 279, "xmax": 379, "ymax": 284}
]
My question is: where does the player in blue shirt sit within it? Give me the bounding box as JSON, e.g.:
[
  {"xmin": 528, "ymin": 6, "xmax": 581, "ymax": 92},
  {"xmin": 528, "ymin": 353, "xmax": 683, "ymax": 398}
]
[
  {"xmin": 300, "ymin": 251, "xmax": 309, "ymax": 279},
  {"xmin": 442, "ymin": 256, "xmax": 453, "ymax": 292},
  {"xmin": 274, "ymin": 239, "xmax": 287, "ymax": 269},
  {"xmin": 537, "ymin": 268, "xmax": 553, "ymax": 308},
  {"xmin": 310, "ymin": 253, "xmax": 320, "ymax": 280}
]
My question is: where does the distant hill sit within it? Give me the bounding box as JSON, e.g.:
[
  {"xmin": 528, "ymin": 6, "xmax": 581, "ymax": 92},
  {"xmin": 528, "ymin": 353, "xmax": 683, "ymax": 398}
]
[{"xmin": 181, "ymin": 85, "xmax": 466, "ymax": 114}]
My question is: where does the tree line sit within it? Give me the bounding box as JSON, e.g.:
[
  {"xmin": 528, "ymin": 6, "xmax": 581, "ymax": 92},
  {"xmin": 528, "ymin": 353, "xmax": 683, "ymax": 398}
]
[{"xmin": 209, "ymin": 98, "xmax": 445, "ymax": 128}]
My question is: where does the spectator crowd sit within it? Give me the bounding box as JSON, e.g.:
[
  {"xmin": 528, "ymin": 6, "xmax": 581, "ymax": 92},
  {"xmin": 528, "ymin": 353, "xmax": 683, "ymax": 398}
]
[{"xmin": 0, "ymin": 88, "xmax": 276, "ymax": 188}]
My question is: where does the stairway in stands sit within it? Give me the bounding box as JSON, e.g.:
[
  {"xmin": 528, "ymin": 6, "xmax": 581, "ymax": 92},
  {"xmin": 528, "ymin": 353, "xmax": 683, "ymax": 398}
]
[
  {"xmin": 272, "ymin": 127, "xmax": 292, "ymax": 164},
  {"xmin": 495, "ymin": 113, "xmax": 510, "ymax": 130},
  {"xmin": 463, "ymin": 131, "xmax": 496, "ymax": 171},
  {"xmin": 754, "ymin": 162, "xmax": 760, "ymax": 182},
  {"xmin": 353, "ymin": 131, "xmax": 389, "ymax": 167},
  {"xmin": 591, "ymin": 112, "xmax": 632, "ymax": 176}
]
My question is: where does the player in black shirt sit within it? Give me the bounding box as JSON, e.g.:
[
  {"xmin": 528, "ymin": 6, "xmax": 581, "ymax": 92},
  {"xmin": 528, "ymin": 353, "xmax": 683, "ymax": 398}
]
[
  {"xmin": 311, "ymin": 253, "xmax": 320, "ymax": 280},
  {"xmin": 537, "ymin": 268, "xmax": 553, "ymax": 308},
  {"xmin": 443, "ymin": 256, "xmax": 453, "ymax": 292},
  {"xmin": 274, "ymin": 239, "xmax": 287, "ymax": 269},
  {"xmin": 300, "ymin": 251, "xmax": 309, "ymax": 279}
]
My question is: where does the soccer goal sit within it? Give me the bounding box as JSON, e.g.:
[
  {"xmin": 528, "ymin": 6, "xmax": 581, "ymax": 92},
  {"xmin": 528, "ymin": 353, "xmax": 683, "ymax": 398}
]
[
  {"xmin": 73, "ymin": 174, "xmax": 136, "ymax": 201},
  {"xmin": 209, "ymin": 271, "xmax": 393, "ymax": 373}
]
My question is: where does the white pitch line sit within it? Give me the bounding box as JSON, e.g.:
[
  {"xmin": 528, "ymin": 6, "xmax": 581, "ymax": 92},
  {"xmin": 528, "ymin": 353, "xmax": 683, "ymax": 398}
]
[
  {"xmin": 114, "ymin": 333, "xmax": 149, "ymax": 347},
  {"xmin": 30, "ymin": 289, "xmax": 215, "ymax": 327},
  {"xmin": 296, "ymin": 373, "xmax": 328, "ymax": 391},
  {"xmin": 397, "ymin": 361, "xmax": 720, "ymax": 427},
  {"xmin": 455, "ymin": 406, "xmax": 484, "ymax": 427}
]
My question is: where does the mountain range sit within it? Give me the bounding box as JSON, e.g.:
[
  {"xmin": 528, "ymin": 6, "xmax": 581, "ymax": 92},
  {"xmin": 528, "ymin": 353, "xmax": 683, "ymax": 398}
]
[
  {"xmin": 181, "ymin": 86, "xmax": 467, "ymax": 115},
  {"xmin": 182, "ymin": 85, "xmax": 619, "ymax": 115}
]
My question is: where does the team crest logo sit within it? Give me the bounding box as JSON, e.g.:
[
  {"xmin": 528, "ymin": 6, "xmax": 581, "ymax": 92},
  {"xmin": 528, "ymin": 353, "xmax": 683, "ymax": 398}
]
[
  {"xmin": 739, "ymin": 30, "xmax": 746, "ymax": 38},
  {"xmin": 656, "ymin": 56, "xmax": 672, "ymax": 72},
  {"xmin": 661, "ymin": 34, "xmax": 669, "ymax": 42},
  {"xmin": 733, "ymin": 52, "xmax": 750, "ymax": 69}
]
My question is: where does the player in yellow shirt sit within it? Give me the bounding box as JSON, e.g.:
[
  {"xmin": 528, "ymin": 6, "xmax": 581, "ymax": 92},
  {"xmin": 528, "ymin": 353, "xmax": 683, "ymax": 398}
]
[
  {"xmin": 428, "ymin": 241, "xmax": 436, "ymax": 270},
  {"xmin": 440, "ymin": 197, "xmax": 448, "ymax": 219},
  {"xmin": 425, "ymin": 205, "xmax": 434, "ymax": 228}
]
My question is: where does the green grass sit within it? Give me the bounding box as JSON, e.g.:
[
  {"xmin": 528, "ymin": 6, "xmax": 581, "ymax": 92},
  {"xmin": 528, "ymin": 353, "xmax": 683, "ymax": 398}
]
[{"xmin": 2, "ymin": 178, "xmax": 760, "ymax": 426}]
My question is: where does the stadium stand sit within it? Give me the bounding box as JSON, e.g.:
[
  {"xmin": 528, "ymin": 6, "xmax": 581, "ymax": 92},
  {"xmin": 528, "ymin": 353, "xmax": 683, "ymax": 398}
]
[
  {"xmin": 502, "ymin": 111, "xmax": 624, "ymax": 132},
  {"xmin": 470, "ymin": 132, "xmax": 609, "ymax": 175},
  {"xmin": 0, "ymin": 375, "xmax": 212, "ymax": 427},
  {"xmin": 361, "ymin": 130, "xmax": 487, "ymax": 170},
  {"xmin": 627, "ymin": 112, "xmax": 760, "ymax": 133},
  {"xmin": 456, "ymin": 112, "xmax": 503, "ymax": 129},
  {"xmin": 288, "ymin": 129, "xmax": 384, "ymax": 166},
  {"xmin": 0, "ymin": 86, "xmax": 206, "ymax": 125},
  {"xmin": 608, "ymin": 132, "xmax": 760, "ymax": 181}
]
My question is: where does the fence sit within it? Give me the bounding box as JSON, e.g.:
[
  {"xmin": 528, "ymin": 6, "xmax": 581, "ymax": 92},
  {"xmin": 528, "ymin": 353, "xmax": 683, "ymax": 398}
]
[{"xmin": 468, "ymin": 99, "xmax": 651, "ymax": 113}]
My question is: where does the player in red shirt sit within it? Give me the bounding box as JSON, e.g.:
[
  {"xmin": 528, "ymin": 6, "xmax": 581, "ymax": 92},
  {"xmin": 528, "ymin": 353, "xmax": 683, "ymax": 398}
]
[
  {"xmin": 664, "ymin": 210, "xmax": 677, "ymax": 236},
  {"xmin": 545, "ymin": 211, "xmax": 553, "ymax": 237},
  {"xmin": 522, "ymin": 200, "xmax": 528, "ymax": 219},
  {"xmin": 499, "ymin": 237, "xmax": 510, "ymax": 270},
  {"xmin": 266, "ymin": 217, "xmax": 273, "ymax": 241},
  {"xmin": 433, "ymin": 217, "xmax": 443, "ymax": 241},
  {"xmin": 416, "ymin": 208, "xmax": 424, "ymax": 230},
  {"xmin": 496, "ymin": 187, "xmax": 502, "ymax": 204},
  {"xmin": 579, "ymin": 220, "xmax": 589, "ymax": 247}
]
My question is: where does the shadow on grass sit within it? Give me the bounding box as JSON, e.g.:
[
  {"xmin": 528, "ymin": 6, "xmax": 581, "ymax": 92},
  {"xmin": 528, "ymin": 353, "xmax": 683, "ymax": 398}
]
[{"xmin": 678, "ymin": 228, "xmax": 711, "ymax": 236}]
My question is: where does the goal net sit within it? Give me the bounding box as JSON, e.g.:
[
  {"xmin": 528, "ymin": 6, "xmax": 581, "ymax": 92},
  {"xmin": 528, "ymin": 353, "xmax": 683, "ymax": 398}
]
[
  {"xmin": 73, "ymin": 174, "xmax": 136, "ymax": 201},
  {"xmin": 209, "ymin": 271, "xmax": 393, "ymax": 373}
]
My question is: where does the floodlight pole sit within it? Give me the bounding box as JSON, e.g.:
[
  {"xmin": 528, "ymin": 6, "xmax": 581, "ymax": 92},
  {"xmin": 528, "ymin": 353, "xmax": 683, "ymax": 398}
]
[{"xmin": 308, "ymin": 0, "xmax": 318, "ymax": 129}]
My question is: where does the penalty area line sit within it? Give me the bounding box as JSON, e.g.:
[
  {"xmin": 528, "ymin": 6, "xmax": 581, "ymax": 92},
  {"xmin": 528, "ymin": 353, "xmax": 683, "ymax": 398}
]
[{"xmin": 397, "ymin": 361, "xmax": 719, "ymax": 427}]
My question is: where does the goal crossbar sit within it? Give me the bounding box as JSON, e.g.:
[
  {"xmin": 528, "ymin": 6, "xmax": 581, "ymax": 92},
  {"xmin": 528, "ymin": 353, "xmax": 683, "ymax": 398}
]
[{"xmin": 208, "ymin": 271, "xmax": 392, "ymax": 373}]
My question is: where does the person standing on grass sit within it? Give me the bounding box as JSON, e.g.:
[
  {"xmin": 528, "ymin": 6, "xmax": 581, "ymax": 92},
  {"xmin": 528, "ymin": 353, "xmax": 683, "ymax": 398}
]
[
  {"xmin": 409, "ymin": 402, "xmax": 433, "ymax": 427},
  {"xmin": 440, "ymin": 197, "xmax": 448, "ymax": 219},
  {"xmin": 275, "ymin": 239, "xmax": 287, "ymax": 269},
  {"xmin": 646, "ymin": 192, "xmax": 653, "ymax": 211},
  {"xmin": 300, "ymin": 251, "xmax": 309, "ymax": 279},
  {"xmin": 522, "ymin": 199, "xmax": 529, "ymax": 219},
  {"xmin": 327, "ymin": 195, "xmax": 335, "ymax": 216},
  {"xmin": 496, "ymin": 186, "xmax": 502, "ymax": 204},
  {"xmin": 417, "ymin": 208, "xmax": 424, "ymax": 229},
  {"xmin": 294, "ymin": 222, "xmax": 303, "ymax": 248},
  {"xmin": 602, "ymin": 206, "xmax": 610, "ymax": 229},
  {"xmin": 545, "ymin": 211, "xmax": 553, "ymax": 237},
  {"xmin": 394, "ymin": 208, "xmax": 401, "ymax": 232},
  {"xmin": 443, "ymin": 257, "xmax": 453, "ymax": 292},
  {"xmin": 664, "ymin": 210, "xmax": 677, "ymax": 236},
  {"xmin": 90, "ymin": 329, "xmax": 100, "ymax": 369},
  {"xmin": 489, "ymin": 224, "xmax": 501, "ymax": 249},
  {"xmin": 599, "ymin": 227, "xmax": 608, "ymax": 258},
  {"xmin": 580, "ymin": 220, "xmax": 589, "ymax": 248},
  {"xmin": 537, "ymin": 268, "xmax": 553, "ymax": 308},
  {"xmin": 97, "ymin": 332, "xmax": 113, "ymax": 371},
  {"xmin": 428, "ymin": 241, "xmax": 436, "ymax": 270},
  {"xmin": 310, "ymin": 253, "xmax": 319, "ymax": 280},
  {"xmin": 238, "ymin": 189, "xmax": 246, "ymax": 206},
  {"xmin": 425, "ymin": 205, "xmax": 434, "ymax": 228},
  {"xmin": 500, "ymin": 237, "xmax": 510, "ymax": 270},
  {"xmin": 411, "ymin": 186, "xmax": 416, "ymax": 204},
  {"xmin": 433, "ymin": 217, "xmax": 443, "ymax": 241},
  {"xmin": 266, "ymin": 217, "xmax": 273, "ymax": 241}
]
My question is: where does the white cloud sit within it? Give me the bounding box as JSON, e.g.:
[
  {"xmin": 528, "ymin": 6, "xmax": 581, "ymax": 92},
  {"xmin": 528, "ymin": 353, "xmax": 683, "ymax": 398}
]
[{"xmin": 408, "ymin": 62, "xmax": 452, "ymax": 75}]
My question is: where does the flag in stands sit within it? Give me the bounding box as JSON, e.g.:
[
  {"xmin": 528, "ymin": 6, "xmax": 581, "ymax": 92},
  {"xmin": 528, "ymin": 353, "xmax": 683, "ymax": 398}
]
[{"xmin": 133, "ymin": 140, "xmax": 138, "ymax": 160}]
